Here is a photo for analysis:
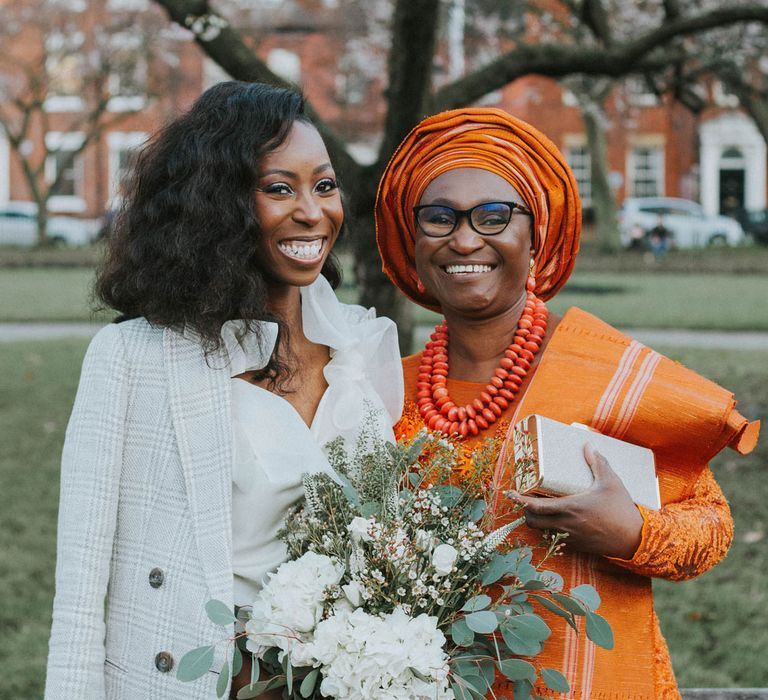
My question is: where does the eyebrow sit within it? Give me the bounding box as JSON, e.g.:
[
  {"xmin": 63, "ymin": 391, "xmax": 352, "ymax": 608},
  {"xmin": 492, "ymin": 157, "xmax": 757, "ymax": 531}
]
[{"xmin": 259, "ymin": 162, "xmax": 334, "ymax": 178}]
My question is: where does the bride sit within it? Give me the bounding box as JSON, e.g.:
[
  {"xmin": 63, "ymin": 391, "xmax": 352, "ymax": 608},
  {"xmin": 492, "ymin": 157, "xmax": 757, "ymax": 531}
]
[{"xmin": 44, "ymin": 81, "xmax": 402, "ymax": 700}]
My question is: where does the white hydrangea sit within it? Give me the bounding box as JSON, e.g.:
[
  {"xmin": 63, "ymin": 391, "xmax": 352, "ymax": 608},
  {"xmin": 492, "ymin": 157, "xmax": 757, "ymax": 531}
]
[
  {"xmin": 245, "ymin": 551, "xmax": 344, "ymax": 666},
  {"xmin": 306, "ymin": 607, "xmax": 453, "ymax": 700}
]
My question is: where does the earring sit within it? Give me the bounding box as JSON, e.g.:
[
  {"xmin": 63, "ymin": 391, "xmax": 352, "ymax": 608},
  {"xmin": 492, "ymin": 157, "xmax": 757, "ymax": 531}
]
[
  {"xmin": 416, "ymin": 278, "xmax": 426, "ymax": 294},
  {"xmin": 526, "ymin": 256, "xmax": 536, "ymax": 292}
]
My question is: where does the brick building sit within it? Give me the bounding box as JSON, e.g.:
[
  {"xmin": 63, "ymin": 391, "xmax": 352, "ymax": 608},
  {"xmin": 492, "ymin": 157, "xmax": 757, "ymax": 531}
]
[{"xmin": 1, "ymin": 0, "xmax": 765, "ymax": 227}]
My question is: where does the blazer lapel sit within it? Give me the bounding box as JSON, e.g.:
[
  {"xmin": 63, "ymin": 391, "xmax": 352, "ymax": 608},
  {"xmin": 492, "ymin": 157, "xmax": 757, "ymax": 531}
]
[{"xmin": 164, "ymin": 327, "xmax": 234, "ymax": 606}]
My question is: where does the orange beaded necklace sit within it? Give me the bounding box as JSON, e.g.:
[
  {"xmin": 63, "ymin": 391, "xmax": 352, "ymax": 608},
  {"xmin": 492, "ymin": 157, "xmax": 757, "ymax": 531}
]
[{"xmin": 416, "ymin": 279, "xmax": 548, "ymax": 439}]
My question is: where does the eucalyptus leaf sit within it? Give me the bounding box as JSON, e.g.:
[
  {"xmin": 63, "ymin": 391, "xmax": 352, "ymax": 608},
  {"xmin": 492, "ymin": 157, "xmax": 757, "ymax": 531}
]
[
  {"xmin": 500, "ymin": 631, "xmax": 541, "ymax": 657},
  {"xmin": 529, "ymin": 594, "xmax": 579, "ymax": 633},
  {"xmin": 521, "ymin": 579, "xmax": 548, "ymax": 591},
  {"xmin": 537, "ymin": 570, "xmax": 564, "ymax": 592},
  {"xmin": 497, "ymin": 658, "xmax": 536, "ymax": 682},
  {"xmin": 408, "ymin": 472, "xmax": 421, "ymax": 487},
  {"xmin": 176, "ymin": 645, "xmax": 215, "ymax": 682},
  {"xmin": 465, "ymin": 610, "xmax": 499, "ymax": 634},
  {"xmin": 467, "ymin": 499, "xmax": 487, "ymax": 522},
  {"xmin": 216, "ymin": 659, "xmax": 230, "ymax": 698},
  {"xmin": 481, "ymin": 553, "xmax": 518, "ymax": 586},
  {"xmin": 360, "ymin": 501, "xmax": 381, "ymax": 517},
  {"xmin": 461, "ymin": 594, "xmax": 492, "ymax": 612},
  {"xmin": 250, "ymin": 657, "xmax": 260, "ymax": 686},
  {"xmin": 434, "ymin": 484, "xmax": 463, "ymax": 507},
  {"xmin": 205, "ymin": 599, "xmax": 237, "ymax": 626},
  {"xmin": 540, "ymin": 667, "xmax": 570, "ymax": 693},
  {"xmin": 516, "ymin": 562, "xmax": 537, "ymax": 584},
  {"xmin": 585, "ymin": 611, "xmax": 614, "ymax": 649},
  {"xmin": 513, "ymin": 679, "xmax": 534, "ymax": 700},
  {"xmin": 285, "ymin": 658, "xmax": 293, "ymax": 695},
  {"xmin": 237, "ymin": 681, "xmax": 271, "ymax": 699},
  {"xmin": 451, "ymin": 618, "xmax": 475, "ymax": 646},
  {"xmin": 231, "ymin": 645, "xmax": 243, "ymax": 677},
  {"xmin": 552, "ymin": 592, "xmax": 587, "ymax": 616},
  {"xmin": 505, "ymin": 613, "xmax": 551, "ymax": 641},
  {"xmin": 300, "ymin": 668, "xmax": 320, "ymax": 698},
  {"xmin": 570, "ymin": 584, "xmax": 601, "ymax": 612}
]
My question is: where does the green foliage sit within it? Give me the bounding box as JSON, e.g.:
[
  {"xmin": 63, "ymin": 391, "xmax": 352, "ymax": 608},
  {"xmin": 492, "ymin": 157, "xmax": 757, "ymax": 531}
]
[{"xmin": 176, "ymin": 645, "xmax": 215, "ymax": 682}]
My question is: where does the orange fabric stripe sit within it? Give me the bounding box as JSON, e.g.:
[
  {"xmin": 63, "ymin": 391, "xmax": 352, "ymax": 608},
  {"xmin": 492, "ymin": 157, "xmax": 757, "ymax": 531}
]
[{"xmin": 592, "ymin": 340, "xmax": 643, "ymax": 433}]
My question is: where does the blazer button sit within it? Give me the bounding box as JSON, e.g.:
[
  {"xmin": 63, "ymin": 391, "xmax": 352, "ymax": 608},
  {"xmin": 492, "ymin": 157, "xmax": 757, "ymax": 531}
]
[
  {"xmin": 149, "ymin": 568, "xmax": 165, "ymax": 588},
  {"xmin": 155, "ymin": 651, "xmax": 174, "ymax": 673}
]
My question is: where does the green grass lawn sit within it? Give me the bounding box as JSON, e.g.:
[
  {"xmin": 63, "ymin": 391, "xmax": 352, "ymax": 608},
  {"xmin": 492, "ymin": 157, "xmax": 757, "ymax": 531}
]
[
  {"xmin": 1, "ymin": 267, "xmax": 767, "ymax": 331},
  {"xmin": 0, "ymin": 339, "xmax": 765, "ymax": 697}
]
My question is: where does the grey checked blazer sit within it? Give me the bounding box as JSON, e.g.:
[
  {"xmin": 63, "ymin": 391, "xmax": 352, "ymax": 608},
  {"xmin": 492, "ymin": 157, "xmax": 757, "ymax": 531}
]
[{"xmin": 46, "ymin": 319, "xmax": 243, "ymax": 699}]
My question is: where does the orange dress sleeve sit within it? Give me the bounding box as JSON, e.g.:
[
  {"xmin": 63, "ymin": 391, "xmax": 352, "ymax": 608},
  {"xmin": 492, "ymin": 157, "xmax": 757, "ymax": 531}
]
[{"xmin": 609, "ymin": 466, "xmax": 733, "ymax": 581}]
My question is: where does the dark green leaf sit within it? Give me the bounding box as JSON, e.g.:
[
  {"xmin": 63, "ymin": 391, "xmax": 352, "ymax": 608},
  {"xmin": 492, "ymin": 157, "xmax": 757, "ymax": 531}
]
[
  {"xmin": 176, "ymin": 645, "xmax": 215, "ymax": 682},
  {"xmin": 360, "ymin": 501, "xmax": 381, "ymax": 517},
  {"xmin": 300, "ymin": 668, "xmax": 320, "ymax": 698},
  {"xmin": 465, "ymin": 610, "xmax": 498, "ymax": 634},
  {"xmin": 205, "ymin": 599, "xmax": 237, "ymax": 626},
  {"xmin": 481, "ymin": 553, "xmax": 518, "ymax": 586},
  {"xmin": 516, "ymin": 562, "xmax": 537, "ymax": 584},
  {"xmin": 585, "ymin": 611, "xmax": 614, "ymax": 649},
  {"xmin": 570, "ymin": 584, "xmax": 601, "ymax": 612},
  {"xmin": 231, "ymin": 645, "xmax": 243, "ymax": 677},
  {"xmin": 521, "ymin": 579, "xmax": 548, "ymax": 591},
  {"xmin": 513, "ymin": 679, "xmax": 534, "ymax": 700},
  {"xmin": 451, "ymin": 618, "xmax": 475, "ymax": 646},
  {"xmin": 552, "ymin": 593, "xmax": 587, "ymax": 616},
  {"xmin": 498, "ymin": 658, "xmax": 536, "ymax": 682},
  {"xmin": 434, "ymin": 484, "xmax": 463, "ymax": 507},
  {"xmin": 500, "ymin": 628, "xmax": 541, "ymax": 656},
  {"xmin": 540, "ymin": 667, "xmax": 570, "ymax": 693},
  {"xmin": 530, "ymin": 594, "xmax": 579, "ymax": 632},
  {"xmin": 467, "ymin": 499, "xmax": 487, "ymax": 521},
  {"xmin": 462, "ymin": 594, "xmax": 492, "ymax": 612},
  {"xmin": 237, "ymin": 678, "xmax": 286, "ymax": 699},
  {"xmin": 216, "ymin": 659, "xmax": 230, "ymax": 698}
]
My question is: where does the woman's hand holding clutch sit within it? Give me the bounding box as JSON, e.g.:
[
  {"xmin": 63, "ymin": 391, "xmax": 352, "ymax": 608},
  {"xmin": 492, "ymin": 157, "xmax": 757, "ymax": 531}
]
[{"xmin": 508, "ymin": 443, "xmax": 644, "ymax": 560}]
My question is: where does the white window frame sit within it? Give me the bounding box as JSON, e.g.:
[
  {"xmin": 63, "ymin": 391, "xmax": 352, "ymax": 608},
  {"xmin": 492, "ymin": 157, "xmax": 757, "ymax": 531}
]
[
  {"xmin": 106, "ymin": 0, "xmax": 149, "ymax": 9},
  {"xmin": 44, "ymin": 31, "xmax": 85, "ymax": 112},
  {"xmin": 564, "ymin": 141, "xmax": 592, "ymax": 206},
  {"xmin": 624, "ymin": 77, "xmax": 659, "ymax": 108},
  {"xmin": 107, "ymin": 131, "xmax": 147, "ymax": 206},
  {"xmin": 45, "ymin": 132, "xmax": 86, "ymax": 212},
  {"xmin": 627, "ymin": 144, "xmax": 665, "ymax": 198},
  {"xmin": 106, "ymin": 32, "xmax": 148, "ymax": 112}
]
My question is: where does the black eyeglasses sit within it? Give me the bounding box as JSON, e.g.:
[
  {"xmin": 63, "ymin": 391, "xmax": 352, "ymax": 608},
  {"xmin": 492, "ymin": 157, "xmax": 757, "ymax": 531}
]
[{"xmin": 413, "ymin": 201, "xmax": 532, "ymax": 238}]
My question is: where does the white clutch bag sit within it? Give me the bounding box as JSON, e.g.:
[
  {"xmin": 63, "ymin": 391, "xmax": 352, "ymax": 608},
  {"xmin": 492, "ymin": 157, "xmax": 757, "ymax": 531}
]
[{"xmin": 512, "ymin": 414, "xmax": 661, "ymax": 511}]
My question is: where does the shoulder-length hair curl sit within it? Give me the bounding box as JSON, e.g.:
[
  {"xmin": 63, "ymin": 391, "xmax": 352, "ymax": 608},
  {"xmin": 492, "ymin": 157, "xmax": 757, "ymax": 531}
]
[{"xmin": 95, "ymin": 81, "xmax": 342, "ymax": 383}]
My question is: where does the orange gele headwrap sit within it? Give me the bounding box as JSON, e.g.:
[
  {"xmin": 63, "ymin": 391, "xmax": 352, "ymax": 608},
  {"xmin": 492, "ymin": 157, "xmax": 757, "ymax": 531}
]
[{"xmin": 375, "ymin": 107, "xmax": 582, "ymax": 311}]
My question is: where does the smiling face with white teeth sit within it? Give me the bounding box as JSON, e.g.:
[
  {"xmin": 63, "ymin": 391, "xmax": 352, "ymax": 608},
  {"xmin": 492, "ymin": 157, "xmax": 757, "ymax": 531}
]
[
  {"xmin": 254, "ymin": 120, "xmax": 343, "ymax": 293},
  {"xmin": 414, "ymin": 168, "xmax": 533, "ymax": 320}
]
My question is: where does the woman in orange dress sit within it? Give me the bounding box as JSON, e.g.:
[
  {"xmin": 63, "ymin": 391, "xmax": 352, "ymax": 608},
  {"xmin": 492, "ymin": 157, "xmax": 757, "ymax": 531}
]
[{"xmin": 375, "ymin": 108, "xmax": 759, "ymax": 699}]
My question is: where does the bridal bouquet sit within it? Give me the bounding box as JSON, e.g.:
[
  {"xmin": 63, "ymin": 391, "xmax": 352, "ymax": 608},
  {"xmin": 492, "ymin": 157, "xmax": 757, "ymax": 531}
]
[{"xmin": 178, "ymin": 424, "xmax": 613, "ymax": 700}]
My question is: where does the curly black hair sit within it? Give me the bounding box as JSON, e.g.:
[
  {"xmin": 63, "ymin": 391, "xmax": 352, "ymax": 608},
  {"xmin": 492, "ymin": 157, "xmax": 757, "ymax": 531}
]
[{"xmin": 95, "ymin": 81, "xmax": 342, "ymax": 384}]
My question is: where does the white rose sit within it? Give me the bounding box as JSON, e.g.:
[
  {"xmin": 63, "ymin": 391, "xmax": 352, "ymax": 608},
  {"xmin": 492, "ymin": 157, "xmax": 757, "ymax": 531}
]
[
  {"xmin": 347, "ymin": 516, "xmax": 374, "ymax": 543},
  {"xmin": 431, "ymin": 543, "xmax": 458, "ymax": 576},
  {"xmin": 342, "ymin": 581, "xmax": 365, "ymax": 608}
]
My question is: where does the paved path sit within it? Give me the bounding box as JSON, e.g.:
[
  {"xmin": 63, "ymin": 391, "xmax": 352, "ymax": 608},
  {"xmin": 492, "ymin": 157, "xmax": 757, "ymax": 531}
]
[{"xmin": 2, "ymin": 322, "xmax": 768, "ymax": 349}]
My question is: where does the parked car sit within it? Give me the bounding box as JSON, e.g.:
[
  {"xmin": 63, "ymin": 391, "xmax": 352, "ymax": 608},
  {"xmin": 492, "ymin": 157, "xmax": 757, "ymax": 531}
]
[
  {"xmin": 618, "ymin": 197, "xmax": 746, "ymax": 248},
  {"xmin": 733, "ymin": 208, "xmax": 768, "ymax": 245},
  {"xmin": 0, "ymin": 201, "xmax": 99, "ymax": 247}
]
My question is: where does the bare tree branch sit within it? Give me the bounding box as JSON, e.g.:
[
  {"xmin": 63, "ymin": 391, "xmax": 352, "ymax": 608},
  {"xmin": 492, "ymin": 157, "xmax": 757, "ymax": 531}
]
[
  {"xmin": 579, "ymin": 0, "xmax": 613, "ymax": 46},
  {"xmin": 432, "ymin": 4, "xmax": 768, "ymax": 111},
  {"xmin": 152, "ymin": 0, "xmax": 361, "ymax": 182}
]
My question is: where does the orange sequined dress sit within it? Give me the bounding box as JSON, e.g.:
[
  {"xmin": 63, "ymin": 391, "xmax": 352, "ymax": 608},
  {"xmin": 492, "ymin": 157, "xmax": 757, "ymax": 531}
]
[{"xmin": 397, "ymin": 308, "xmax": 758, "ymax": 700}]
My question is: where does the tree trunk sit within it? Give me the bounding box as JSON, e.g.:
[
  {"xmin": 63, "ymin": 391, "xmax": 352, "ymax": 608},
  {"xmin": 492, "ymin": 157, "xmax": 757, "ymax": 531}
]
[
  {"xmin": 582, "ymin": 103, "xmax": 620, "ymax": 252},
  {"xmin": 348, "ymin": 177, "xmax": 414, "ymax": 356},
  {"xmin": 34, "ymin": 195, "xmax": 50, "ymax": 247}
]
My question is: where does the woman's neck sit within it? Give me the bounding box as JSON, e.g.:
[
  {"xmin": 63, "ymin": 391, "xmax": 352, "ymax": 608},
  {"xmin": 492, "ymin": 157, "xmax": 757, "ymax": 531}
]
[
  {"xmin": 266, "ymin": 284, "xmax": 303, "ymax": 338},
  {"xmin": 441, "ymin": 294, "xmax": 528, "ymax": 383}
]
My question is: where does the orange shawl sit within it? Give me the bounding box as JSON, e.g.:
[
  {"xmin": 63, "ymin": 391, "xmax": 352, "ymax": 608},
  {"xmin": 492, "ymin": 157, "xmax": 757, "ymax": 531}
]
[{"xmin": 397, "ymin": 308, "xmax": 758, "ymax": 699}]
